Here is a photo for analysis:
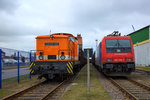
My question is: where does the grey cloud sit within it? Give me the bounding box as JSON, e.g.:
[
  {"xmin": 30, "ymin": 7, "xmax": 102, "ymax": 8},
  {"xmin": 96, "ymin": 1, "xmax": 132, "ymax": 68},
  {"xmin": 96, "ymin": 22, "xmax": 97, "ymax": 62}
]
[
  {"xmin": 0, "ymin": 0, "xmax": 20, "ymax": 13},
  {"xmin": 0, "ymin": 0, "xmax": 150, "ymax": 51},
  {"xmin": 69, "ymin": 0, "xmax": 150, "ymax": 31}
]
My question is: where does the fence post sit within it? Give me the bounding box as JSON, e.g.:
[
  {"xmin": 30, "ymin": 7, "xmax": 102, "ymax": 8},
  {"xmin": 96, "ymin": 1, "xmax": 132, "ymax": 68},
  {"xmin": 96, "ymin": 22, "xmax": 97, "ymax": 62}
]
[
  {"xmin": 29, "ymin": 52, "xmax": 31, "ymax": 79},
  {"xmin": 0, "ymin": 49, "xmax": 2, "ymax": 88},
  {"xmin": 18, "ymin": 51, "xmax": 20, "ymax": 83}
]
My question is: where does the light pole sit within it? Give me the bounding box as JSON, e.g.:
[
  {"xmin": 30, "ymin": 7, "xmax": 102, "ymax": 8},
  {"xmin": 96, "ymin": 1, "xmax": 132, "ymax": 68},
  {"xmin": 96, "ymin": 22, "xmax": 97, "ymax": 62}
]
[
  {"xmin": 96, "ymin": 39, "xmax": 98, "ymax": 47},
  {"xmin": 87, "ymin": 48, "xmax": 90, "ymax": 94}
]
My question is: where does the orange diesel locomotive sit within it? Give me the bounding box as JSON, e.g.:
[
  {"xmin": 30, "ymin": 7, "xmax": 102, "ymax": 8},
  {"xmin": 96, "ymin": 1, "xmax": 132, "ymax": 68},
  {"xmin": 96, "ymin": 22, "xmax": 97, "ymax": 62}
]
[{"xmin": 30, "ymin": 33, "xmax": 83, "ymax": 79}]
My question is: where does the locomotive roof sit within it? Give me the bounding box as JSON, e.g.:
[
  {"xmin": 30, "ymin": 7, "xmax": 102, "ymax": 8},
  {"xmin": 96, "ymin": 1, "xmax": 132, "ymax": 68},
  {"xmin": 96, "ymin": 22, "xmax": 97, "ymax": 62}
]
[
  {"xmin": 104, "ymin": 36, "xmax": 131, "ymax": 39},
  {"xmin": 36, "ymin": 33, "xmax": 75, "ymax": 39}
]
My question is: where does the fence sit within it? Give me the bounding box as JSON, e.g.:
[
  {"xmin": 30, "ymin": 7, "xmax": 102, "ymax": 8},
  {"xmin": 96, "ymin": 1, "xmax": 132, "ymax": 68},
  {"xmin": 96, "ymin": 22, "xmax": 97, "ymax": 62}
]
[{"xmin": 0, "ymin": 47, "xmax": 36, "ymax": 88}]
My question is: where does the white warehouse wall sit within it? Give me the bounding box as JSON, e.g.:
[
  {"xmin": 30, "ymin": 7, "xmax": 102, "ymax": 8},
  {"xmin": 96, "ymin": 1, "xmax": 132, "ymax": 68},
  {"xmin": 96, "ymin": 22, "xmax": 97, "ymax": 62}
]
[{"xmin": 134, "ymin": 42, "xmax": 150, "ymax": 67}]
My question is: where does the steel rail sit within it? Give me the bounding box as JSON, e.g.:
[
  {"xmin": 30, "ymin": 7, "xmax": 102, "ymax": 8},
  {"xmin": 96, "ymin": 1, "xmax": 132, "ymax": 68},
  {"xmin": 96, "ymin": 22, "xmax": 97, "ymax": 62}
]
[
  {"xmin": 110, "ymin": 77, "xmax": 150, "ymax": 100},
  {"xmin": 41, "ymin": 79, "xmax": 68, "ymax": 100},
  {"xmin": 2, "ymin": 66, "xmax": 81, "ymax": 100},
  {"xmin": 109, "ymin": 78, "xmax": 138, "ymax": 100},
  {"xmin": 127, "ymin": 78, "xmax": 150, "ymax": 91},
  {"xmin": 41, "ymin": 74, "xmax": 78, "ymax": 100},
  {"xmin": 136, "ymin": 69, "xmax": 150, "ymax": 73},
  {"xmin": 2, "ymin": 78, "xmax": 70, "ymax": 100},
  {"xmin": 2, "ymin": 81, "xmax": 45, "ymax": 100}
]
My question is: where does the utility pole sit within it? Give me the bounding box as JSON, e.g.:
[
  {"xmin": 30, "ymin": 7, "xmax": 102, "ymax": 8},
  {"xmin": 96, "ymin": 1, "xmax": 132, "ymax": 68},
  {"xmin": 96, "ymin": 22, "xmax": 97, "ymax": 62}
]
[
  {"xmin": 87, "ymin": 48, "xmax": 90, "ymax": 94},
  {"xmin": 132, "ymin": 25, "xmax": 135, "ymax": 32},
  {"xmin": 0, "ymin": 49, "xmax": 2, "ymax": 88},
  {"xmin": 49, "ymin": 29, "xmax": 51, "ymax": 35},
  {"xmin": 18, "ymin": 51, "xmax": 20, "ymax": 83},
  {"xmin": 96, "ymin": 39, "xmax": 98, "ymax": 47}
]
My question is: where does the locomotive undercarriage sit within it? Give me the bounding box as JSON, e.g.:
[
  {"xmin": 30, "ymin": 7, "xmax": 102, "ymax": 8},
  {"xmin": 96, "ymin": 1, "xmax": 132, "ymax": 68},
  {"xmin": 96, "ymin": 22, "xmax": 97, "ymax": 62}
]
[
  {"xmin": 103, "ymin": 63, "xmax": 135, "ymax": 76},
  {"xmin": 31, "ymin": 61, "xmax": 81, "ymax": 80}
]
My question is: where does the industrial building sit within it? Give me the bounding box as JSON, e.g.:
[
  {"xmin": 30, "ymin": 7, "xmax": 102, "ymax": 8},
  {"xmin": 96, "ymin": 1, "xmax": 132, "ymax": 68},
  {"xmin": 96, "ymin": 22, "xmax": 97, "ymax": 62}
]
[{"xmin": 128, "ymin": 25, "xmax": 150, "ymax": 67}]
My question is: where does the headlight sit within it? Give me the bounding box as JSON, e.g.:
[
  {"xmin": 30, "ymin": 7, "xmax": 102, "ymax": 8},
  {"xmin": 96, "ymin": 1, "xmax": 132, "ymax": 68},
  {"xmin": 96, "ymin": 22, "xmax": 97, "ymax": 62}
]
[
  {"xmin": 107, "ymin": 59, "xmax": 112, "ymax": 61},
  {"xmin": 60, "ymin": 55, "xmax": 65, "ymax": 60},
  {"xmin": 126, "ymin": 58, "xmax": 131, "ymax": 61},
  {"xmin": 39, "ymin": 55, "xmax": 43, "ymax": 60},
  {"xmin": 128, "ymin": 58, "xmax": 131, "ymax": 61},
  {"xmin": 50, "ymin": 35, "xmax": 53, "ymax": 38}
]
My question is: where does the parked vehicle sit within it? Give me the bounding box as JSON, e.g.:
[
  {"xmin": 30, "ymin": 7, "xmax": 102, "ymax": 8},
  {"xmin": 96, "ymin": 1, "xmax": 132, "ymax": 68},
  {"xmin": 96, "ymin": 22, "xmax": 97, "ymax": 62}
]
[
  {"xmin": 95, "ymin": 31, "xmax": 135, "ymax": 76},
  {"xmin": 30, "ymin": 33, "xmax": 85, "ymax": 79}
]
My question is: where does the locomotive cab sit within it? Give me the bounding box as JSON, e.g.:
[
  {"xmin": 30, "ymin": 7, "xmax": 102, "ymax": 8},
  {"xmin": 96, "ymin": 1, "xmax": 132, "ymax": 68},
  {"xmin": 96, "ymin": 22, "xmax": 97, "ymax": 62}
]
[
  {"xmin": 103, "ymin": 38, "xmax": 135, "ymax": 75},
  {"xmin": 30, "ymin": 33, "xmax": 81, "ymax": 79},
  {"xmin": 95, "ymin": 31, "xmax": 135, "ymax": 76}
]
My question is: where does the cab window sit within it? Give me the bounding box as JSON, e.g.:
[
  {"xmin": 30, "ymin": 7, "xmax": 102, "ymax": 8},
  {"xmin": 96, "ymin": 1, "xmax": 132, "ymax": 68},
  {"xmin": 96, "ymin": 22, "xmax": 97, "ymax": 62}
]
[{"xmin": 69, "ymin": 37, "xmax": 75, "ymax": 42}]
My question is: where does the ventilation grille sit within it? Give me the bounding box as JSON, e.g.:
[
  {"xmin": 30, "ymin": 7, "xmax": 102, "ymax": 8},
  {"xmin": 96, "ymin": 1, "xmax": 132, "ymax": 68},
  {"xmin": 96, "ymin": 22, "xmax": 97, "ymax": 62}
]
[{"xmin": 48, "ymin": 55, "xmax": 56, "ymax": 59}]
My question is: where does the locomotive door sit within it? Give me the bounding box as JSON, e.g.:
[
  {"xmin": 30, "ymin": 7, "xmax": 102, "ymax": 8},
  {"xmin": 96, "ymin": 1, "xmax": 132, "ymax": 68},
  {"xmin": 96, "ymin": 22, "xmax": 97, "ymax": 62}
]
[{"xmin": 68, "ymin": 50, "xmax": 72, "ymax": 60}]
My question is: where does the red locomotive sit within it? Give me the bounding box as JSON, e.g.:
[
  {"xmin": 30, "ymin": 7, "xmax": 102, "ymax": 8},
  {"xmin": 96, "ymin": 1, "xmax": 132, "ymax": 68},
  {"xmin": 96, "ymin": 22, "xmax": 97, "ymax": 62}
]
[{"xmin": 95, "ymin": 31, "xmax": 135, "ymax": 76}]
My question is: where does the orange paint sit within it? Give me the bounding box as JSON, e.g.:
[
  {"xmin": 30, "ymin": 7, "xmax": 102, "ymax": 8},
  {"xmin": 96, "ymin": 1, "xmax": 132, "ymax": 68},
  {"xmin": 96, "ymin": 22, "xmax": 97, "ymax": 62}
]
[{"xmin": 36, "ymin": 33, "xmax": 82, "ymax": 62}]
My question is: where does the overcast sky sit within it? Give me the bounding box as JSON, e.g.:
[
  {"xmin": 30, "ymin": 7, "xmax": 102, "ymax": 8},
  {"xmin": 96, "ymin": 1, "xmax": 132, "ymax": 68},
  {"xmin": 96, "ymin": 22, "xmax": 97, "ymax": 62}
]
[{"xmin": 0, "ymin": 0, "xmax": 150, "ymax": 51}]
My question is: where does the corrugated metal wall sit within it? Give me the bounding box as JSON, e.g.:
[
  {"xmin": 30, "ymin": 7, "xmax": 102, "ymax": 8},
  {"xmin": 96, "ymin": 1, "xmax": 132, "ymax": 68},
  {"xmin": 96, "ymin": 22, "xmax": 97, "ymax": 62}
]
[
  {"xmin": 130, "ymin": 27, "xmax": 149, "ymax": 44},
  {"xmin": 129, "ymin": 26, "xmax": 150, "ymax": 67},
  {"xmin": 134, "ymin": 42, "xmax": 150, "ymax": 67}
]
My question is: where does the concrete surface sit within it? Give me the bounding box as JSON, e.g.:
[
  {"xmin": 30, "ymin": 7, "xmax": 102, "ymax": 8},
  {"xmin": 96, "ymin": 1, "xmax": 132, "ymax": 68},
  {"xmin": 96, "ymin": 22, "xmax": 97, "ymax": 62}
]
[{"xmin": 2, "ymin": 68, "xmax": 29, "ymax": 79}]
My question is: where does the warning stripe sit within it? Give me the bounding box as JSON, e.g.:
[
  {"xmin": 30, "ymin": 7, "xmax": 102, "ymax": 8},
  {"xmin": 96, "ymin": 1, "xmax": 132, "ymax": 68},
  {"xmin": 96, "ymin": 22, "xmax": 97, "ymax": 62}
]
[
  {"xmin": 68, "ymin": 62, "xmax": 73, "ymax": 69},
  {"xmin": 67, "ymin": 68, "xmax": 70, "ymax": 73},
  {"xmin": 29, "ymin": 69, "xmax": 32, "ymax": 73},
  {"xmin": 67, "ymin": 63, "xmax": 73, "ymax": 73},
  {"xmin": 29, "ymin": 62, "xmax": 34, "ymax": 68},
  {"xmin": 71, "ymin": 62, "xmax": 73, "ymax": 65},
  {"xmin": 30, "ymin": 68, "xmax": 34, "ymax": 74},
  {"xmin": 31, "ymin": 70, "xmax": 34, "ymax": 74}
]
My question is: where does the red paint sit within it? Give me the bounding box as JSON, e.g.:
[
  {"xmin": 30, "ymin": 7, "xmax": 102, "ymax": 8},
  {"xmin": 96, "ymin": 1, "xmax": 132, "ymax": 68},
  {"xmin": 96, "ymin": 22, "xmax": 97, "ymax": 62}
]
[{"xmin": 101, "ymin": 36, "xmax": 135, "ymax": 64}]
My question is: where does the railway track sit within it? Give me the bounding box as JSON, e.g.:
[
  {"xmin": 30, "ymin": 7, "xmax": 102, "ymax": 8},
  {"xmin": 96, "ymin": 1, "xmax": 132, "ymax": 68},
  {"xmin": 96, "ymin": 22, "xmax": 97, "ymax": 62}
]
[
  {"xmin": 2, "ymin": 78, "xmax": 70, "ymax": 100},
  {"xmin": 109, "ymin": 77, "xmax": 150, "ymax": 100},
  {"xmin": 136, "ymin": 69, "xmax": 150, "ymax": 74}
]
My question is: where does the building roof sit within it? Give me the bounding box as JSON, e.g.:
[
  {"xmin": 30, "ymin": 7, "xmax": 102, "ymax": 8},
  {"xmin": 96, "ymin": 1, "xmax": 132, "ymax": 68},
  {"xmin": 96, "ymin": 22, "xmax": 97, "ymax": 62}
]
[{"xmin": 127, "ymin": 25, "xmax": 150, "ymax": 36}]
